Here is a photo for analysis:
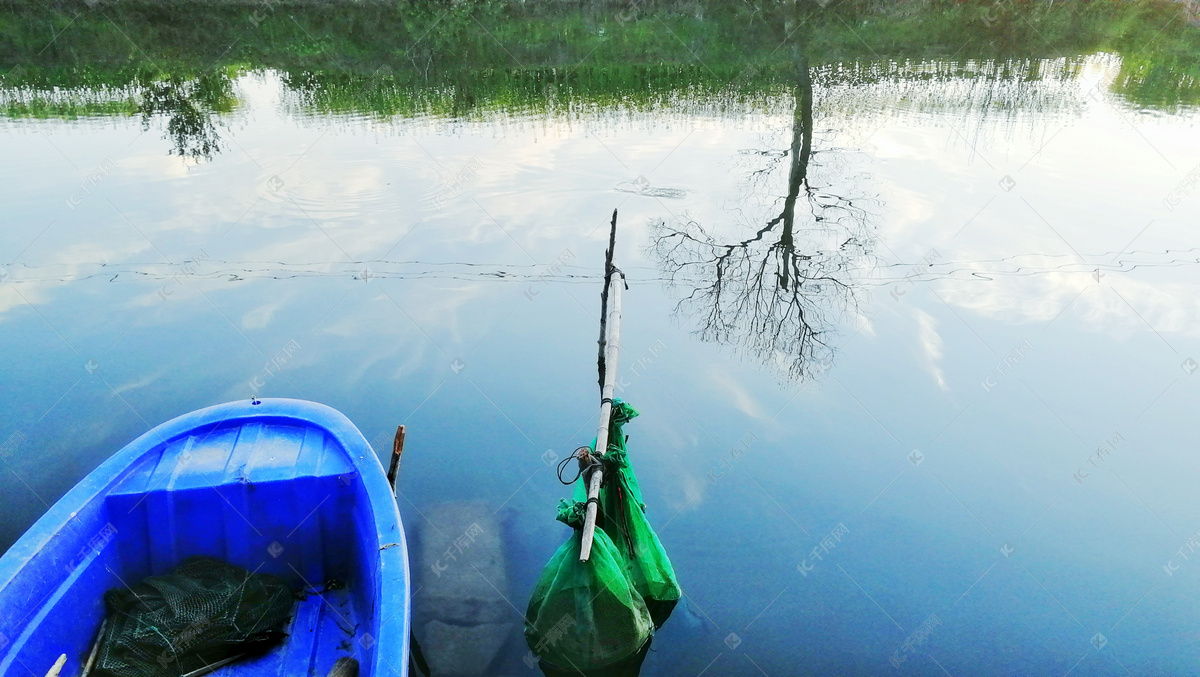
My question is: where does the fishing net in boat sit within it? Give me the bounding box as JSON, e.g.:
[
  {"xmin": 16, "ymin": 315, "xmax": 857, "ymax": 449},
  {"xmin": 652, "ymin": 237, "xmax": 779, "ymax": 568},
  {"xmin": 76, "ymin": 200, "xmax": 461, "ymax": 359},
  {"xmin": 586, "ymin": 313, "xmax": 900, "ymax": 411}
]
[
  {"xmin": 524, "ymin": 500, "xmax": 654, "ymax": 675},
  {"xmin": 94, "ymin": 556, "xmax": 295, "ymax": 677},
  {"xmin": 576, "ymin": 400, "xmax": 681, "ymax": 628}
]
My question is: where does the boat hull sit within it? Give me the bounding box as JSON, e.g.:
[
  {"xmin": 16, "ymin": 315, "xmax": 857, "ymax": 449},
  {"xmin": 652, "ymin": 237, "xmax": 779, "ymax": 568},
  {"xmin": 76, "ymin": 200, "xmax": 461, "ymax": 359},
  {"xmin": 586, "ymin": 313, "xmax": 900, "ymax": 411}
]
[{"xmin": 0, "ymin": 398, "xmax": 409, "ymax": 677}]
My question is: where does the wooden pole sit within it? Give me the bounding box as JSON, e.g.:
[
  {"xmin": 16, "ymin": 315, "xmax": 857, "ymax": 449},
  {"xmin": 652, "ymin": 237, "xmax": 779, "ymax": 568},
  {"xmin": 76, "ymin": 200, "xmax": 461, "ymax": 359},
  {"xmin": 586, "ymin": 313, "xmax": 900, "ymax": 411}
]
[
  {"xmin": 580, "ymin": 213, "xmax": 624, "ymax": 562},
  {"xmin": 180, "ymin": 655, "xmax": 244, "ymax": 677},
  {"xmin": 387, "ymin": 425, "xmax": 406, "ymax": 491},
  {"xmin": 80, "ymin": 619, "xmax": 106, "ymax": 677},
  {"xmin": 381, "ymin": 424, "xmax": 432, "ymax": 677}
]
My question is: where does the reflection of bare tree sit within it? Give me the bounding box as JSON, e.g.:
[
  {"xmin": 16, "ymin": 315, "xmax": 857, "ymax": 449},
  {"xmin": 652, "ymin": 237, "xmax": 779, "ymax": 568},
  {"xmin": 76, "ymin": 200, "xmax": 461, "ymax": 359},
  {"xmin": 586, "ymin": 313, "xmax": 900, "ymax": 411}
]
[
  {"xmin": 650, "ymin": 48, "xmax": 877, "ymax": 381},
  {"xmin": 137, "ymin": 73, "xmax": 233, "ymax": 161}
]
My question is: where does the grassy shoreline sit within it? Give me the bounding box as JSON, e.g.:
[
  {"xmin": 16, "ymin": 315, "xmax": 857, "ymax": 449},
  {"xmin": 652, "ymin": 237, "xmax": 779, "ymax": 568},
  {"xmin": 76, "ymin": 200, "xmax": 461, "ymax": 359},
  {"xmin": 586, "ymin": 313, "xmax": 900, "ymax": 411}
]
[{"xmin": 1, "ymin": 0, "xmax": 1197, "ymax": 115}]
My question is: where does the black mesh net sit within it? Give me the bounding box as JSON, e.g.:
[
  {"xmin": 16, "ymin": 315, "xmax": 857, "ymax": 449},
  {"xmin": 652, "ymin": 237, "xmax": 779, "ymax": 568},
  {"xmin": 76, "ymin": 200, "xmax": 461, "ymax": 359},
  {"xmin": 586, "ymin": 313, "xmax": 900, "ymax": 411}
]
[{"xmin": 94, "ymin": 556, "xmax": 296, "ymax": 677}]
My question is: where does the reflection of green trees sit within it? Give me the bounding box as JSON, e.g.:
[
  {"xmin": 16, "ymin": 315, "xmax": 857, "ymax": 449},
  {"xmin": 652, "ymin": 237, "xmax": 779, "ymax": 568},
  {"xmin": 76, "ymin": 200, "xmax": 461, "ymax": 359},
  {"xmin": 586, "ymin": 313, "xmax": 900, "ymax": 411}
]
[
  {"xmin": 1113, "ymin": 51, "xmax": 1200, "ymax": 110},
  {"xmin": 136, "ymin": 72, "xmax": 235, "ymax": 160},
  {"xmin": 1, "ymin": 0, "xmax": 1197, "ymax": 122},
  {"xmin": 282, "ymin": 62, "xmax": 781, "ymax": 119}
]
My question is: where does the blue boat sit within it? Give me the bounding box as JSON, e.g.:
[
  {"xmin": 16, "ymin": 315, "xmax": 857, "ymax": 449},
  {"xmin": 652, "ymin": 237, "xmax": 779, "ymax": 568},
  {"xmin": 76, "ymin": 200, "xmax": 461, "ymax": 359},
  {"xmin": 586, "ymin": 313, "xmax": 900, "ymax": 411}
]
[{"xmin": 0, "ymin": 398, "xmax": 410, "ymax": 677}]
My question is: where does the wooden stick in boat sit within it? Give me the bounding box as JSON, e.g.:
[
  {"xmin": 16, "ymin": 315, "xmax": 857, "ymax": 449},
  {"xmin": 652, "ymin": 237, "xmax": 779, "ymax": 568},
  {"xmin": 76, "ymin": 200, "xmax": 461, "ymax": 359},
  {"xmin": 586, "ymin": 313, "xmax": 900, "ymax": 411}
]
[
  {"xmin": 580, "ymin": 213, "xmax": 624, "ymax": 562},
  {"xmin": 387, "ymin": 425, "xmax": 406, "ymax": 491},
  {"xmin": 80, "ymin": 619, "xmax": 106, "ymax": 677},
  {"xmin": 180, "ymin": 654, "xmax": 245, "ymax": 677},
  {"xmin": 43, "ymin": 654, "xmax": 66, "ymax": 677}
]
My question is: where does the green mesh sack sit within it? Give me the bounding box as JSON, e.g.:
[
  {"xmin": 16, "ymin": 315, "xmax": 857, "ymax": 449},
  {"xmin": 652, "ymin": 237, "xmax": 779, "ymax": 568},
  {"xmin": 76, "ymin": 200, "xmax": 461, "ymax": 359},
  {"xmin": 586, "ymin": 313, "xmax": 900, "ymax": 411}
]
[
  {"xmin": 525, "ymin": 500, "xmax": 653, "ymax": 674},
  {"xmin": 95, "ymin": 556, "xmax": 295, "ymax": 677},
  {"xmin": 577, "ymin": 400, "xmax": 682, "ymax": 628}
]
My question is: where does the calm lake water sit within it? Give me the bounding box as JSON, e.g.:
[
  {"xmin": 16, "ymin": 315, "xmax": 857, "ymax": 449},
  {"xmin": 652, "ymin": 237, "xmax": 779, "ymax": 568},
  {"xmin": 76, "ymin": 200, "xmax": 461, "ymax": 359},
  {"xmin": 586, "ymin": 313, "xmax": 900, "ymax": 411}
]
[{"xmin": 3, "ymin": 46, "xmax": 1200, "ymax": 675}]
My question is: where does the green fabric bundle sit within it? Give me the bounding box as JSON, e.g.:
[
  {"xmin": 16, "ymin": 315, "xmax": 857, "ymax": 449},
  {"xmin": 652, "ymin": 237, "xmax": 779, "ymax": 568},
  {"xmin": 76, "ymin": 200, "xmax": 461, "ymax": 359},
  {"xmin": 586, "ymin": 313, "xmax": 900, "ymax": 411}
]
[
  {"xmin": 524, "ymin": 501, "xmax": 654, "ymax": 673},
  {"xmin": 578, "ymin": 400, "xmax": 681, "ymax": 628},
  {"xmin": 526, "ymin": 400, "xmax": 680, "ymax": 675}
]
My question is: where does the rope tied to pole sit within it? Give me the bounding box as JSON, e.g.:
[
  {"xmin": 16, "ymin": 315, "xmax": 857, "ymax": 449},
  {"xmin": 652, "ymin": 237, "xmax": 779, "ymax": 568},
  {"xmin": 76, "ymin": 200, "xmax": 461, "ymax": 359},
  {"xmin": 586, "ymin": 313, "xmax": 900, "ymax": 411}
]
[{"xmin": 557, "ymin": 446, "xmax": 601, "ymax": 486}]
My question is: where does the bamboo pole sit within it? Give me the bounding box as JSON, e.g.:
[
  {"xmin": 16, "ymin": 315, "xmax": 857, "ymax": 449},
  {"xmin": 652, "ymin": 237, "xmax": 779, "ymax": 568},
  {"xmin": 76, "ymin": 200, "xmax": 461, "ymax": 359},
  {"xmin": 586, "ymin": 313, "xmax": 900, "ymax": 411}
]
[{"xmin": 580, "ymin": 212, "xmax": 623, "ymax": 562}]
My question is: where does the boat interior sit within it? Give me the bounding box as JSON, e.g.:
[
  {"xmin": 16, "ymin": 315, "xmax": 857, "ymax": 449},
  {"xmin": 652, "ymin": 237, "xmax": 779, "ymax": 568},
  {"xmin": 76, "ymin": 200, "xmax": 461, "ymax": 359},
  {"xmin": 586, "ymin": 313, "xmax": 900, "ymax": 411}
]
[{"xmin": 0, "ymin": 416, "xmax": 385, "ymax": 677}]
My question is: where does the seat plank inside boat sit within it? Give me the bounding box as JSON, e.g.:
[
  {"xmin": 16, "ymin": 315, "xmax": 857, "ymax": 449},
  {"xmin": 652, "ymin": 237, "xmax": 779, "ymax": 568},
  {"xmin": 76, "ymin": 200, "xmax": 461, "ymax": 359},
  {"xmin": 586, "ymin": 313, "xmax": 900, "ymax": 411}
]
[{"xmin": 105, "ymin": 420, "xmax": 360, "ymax": 585}]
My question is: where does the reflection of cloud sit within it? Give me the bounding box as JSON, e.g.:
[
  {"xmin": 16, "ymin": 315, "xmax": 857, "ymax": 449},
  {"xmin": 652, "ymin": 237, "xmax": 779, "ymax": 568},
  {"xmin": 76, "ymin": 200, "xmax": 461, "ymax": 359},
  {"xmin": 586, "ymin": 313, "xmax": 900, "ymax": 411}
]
[
  {"xmin": 113, "ymin": 365, "xmax": 173, "ymax": 396},
  {"xmin": 676, "ymin": 470, "xmax": 706, "ymax": 516},
  {"xmin": 0, "ymin": 285, "xmax": 36, "ymax": 317},
  {"xmin": 706, "ymin": 365, "xmax": 767, "ymax": 420},
  {"xmin": 242, "ymin": 302, "xmax": 280, "ymax": 330},
  {"xmin": 914, "ymin": 308, "xmax": 948, "ymax": 391},
  {"xmin": 0, "ymin": 235, "xmax": 164, "ymax": 322},
  {"xmin": 937, "ymin": 273, "xmax": 1200, "ymax": 339},
  {"xmin": 118, "ymin": 152, "xmax": 194, "ymax": 179}
]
